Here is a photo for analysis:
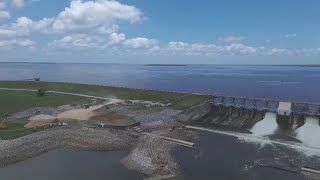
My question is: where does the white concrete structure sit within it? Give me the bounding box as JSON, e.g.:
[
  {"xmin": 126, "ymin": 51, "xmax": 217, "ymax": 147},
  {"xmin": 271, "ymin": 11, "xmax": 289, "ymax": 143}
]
[{"xmin": 277, "ymin": 102, "xmax": 292, "ymax": 116}]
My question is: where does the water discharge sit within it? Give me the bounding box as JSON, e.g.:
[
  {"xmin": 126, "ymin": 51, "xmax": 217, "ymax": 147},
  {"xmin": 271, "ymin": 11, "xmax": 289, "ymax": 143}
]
[
  {"xmin": 295, "ymin": 117, "xmax": 320, "ymax": 148},
  {"xmin": 250, "ymin": 112, "xmax": 278, "ymax": 136},
  {"xmin": 186, "ymin": 125, "xmax": 320, "ymax": 157}
]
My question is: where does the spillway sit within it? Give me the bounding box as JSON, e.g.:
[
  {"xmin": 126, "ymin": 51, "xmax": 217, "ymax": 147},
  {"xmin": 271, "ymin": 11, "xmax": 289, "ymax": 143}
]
[
  {"xmin": 250, "ymin": 112, "xmax": 278, "ymax": 136},
  {"xmin": 191, "ymin": 105, "xmax": 265, "ymax": 129},
  {"xmin": 295, "ymin": 117, "xmax": 320, "ymax": 148}
]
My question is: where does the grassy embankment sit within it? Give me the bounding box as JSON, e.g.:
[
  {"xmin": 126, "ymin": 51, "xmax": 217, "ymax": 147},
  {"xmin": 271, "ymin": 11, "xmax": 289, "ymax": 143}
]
[
  {"xmin": 0, "ymin": 89, "xmax": 87, "ymax": 140},
  {"xmin": 0, "ymin": 81, "xmax": 212, "ymax": 139}
]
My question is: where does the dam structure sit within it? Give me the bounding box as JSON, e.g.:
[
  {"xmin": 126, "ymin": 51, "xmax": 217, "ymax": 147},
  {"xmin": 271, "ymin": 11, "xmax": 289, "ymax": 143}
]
[{"xmin": 185, "ymin": 95, "xmax": 320, "ymax": 132}]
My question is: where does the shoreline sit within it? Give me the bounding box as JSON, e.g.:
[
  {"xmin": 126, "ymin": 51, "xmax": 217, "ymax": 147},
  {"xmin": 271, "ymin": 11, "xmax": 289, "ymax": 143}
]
[
  {"xmin": 0, "ymin": 125, "xmax": 197, "ymax": 177},
  {"xmin": 0, "ymin": 126, "xmax": 136, "ymax": 167}
]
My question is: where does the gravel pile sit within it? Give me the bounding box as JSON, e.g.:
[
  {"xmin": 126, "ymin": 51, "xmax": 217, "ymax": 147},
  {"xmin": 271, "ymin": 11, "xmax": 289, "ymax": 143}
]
[
  {"xmin": 8, "ymin": 107, "xmax": 58, "ymax": 121},
  {"xmin": 135, "ymin": 109, "xmax": 180, "ymax": 123},
  {"xmin": 122, "ymin": 135, "xmax": 178, "ymax": 176},
  {"xmin": 56, "ymin": 105, "xmax": 75, "ymax": 113},
  {"xmin": 0, "ymin": 127, "xmax": 136, "ymax": 167}
]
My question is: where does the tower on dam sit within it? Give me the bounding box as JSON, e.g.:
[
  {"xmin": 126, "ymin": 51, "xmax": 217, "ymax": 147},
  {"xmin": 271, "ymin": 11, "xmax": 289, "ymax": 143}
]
[{"xmin": 276, "ymin": 101, "xmax": 293, "ymax": 129}]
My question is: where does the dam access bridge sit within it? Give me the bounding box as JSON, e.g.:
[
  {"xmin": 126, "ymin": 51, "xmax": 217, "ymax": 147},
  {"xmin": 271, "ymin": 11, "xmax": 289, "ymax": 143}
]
[{"xmin": 212, "ymin": 95, "xmax": 320, "ymax": 117}]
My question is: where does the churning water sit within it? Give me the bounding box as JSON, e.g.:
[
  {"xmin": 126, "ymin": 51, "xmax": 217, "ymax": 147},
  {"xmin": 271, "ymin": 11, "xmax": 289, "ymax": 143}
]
[
  {"xmin": 250, "ymin": 112, "xmax": 278, "ymax": 136},
  {"xmin": 295, "ymin": 117, "xmax": 320, "ymax": 148}
]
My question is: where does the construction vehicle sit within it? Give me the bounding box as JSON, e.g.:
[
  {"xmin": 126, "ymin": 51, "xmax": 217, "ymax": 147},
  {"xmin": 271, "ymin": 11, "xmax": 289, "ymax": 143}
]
[
  {"xmin": 0, "ymin": 118, "xmax": 6, "ymax": 129},
  {"xmin": 0, "ymin": 113, "xmax": 8, "ymax": 129}
]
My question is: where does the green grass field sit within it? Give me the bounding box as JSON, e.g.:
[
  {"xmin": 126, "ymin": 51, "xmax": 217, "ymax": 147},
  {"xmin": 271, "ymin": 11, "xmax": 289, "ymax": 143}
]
[
  {"xmin": 0, "ymin": 90, "xmax": 87, "ymax": 115},
  {"xmin": 0, "ymin": 122, "xmax": 33, "ymax": 140},
  {"xmin": 0, "ymin": 81, "xmax": 212, "ymax": 110}
]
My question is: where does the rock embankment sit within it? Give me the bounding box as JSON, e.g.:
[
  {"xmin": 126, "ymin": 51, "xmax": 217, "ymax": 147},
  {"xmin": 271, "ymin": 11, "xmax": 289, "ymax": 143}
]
[
  {"xmin": 0, "ymin": 127, "xmax": 135, "ymax": 167},
  {"xmin": 122, "ymin": 134, "xmax": 178, "ymax": 176}
]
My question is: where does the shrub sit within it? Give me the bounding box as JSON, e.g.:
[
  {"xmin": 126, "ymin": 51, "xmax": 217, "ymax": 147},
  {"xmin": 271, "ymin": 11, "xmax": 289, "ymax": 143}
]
[{"xmin": 37, "ymin": 88, "xmax": 47, "ymax": 96}]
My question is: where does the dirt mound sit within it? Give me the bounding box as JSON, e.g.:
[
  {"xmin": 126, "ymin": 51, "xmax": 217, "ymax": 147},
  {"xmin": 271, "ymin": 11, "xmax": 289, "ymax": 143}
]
[
  {"xmin": 92, "ymin": 112, "xmax": 127, "ymax": 121},
  {"xmin": 24, "ymin": 114, "xmax": 57, "ymax": 128}
]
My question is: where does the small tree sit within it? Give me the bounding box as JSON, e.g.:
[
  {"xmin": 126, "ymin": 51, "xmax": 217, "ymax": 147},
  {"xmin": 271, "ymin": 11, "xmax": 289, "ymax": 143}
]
[{"xmin": 37, "ymin": 88, "xmax": 46, "ymax": 96}]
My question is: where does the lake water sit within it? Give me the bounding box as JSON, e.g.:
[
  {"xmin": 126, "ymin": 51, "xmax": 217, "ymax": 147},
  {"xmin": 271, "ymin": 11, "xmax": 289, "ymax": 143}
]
[{"xmin": 1, "ymin": 63, "xmax": 320, "ymax": 102}]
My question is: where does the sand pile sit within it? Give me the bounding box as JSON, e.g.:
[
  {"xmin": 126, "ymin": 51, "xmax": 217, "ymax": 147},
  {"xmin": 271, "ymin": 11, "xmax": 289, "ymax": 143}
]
[
  {"xmin": 24, "ymin": 114, "xmax": 57, "ymax": 128},
  {"xmin": 57, "ymin": 99, "xmax": 123, "ymax": 121}
]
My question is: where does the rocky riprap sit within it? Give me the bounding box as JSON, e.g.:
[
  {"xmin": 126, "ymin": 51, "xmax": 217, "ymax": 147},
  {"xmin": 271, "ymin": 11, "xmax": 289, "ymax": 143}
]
[{"xmin": 0, "ymin": 127, "xmax": 136, "ymax": 167}]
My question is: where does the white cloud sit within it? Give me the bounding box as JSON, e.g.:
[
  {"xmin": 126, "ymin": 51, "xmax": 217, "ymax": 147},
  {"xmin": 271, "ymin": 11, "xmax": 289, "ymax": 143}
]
[
  {"xmin": 167, "ymin": 41, "xmax": 291, "ymax": 56},
  {"xmin": 0, "ymin": 16, "xmax": 54, "ymax": 38},
  {"xmin": 0, "ymin": 2, "xmax": 6, "ymax": 9},
  {"xmin": 108, "ymin": 32, "xmax": 125, "ymax": 45},
  {"xmin": 52, "ymin": 0, "xmax": 142, "ymax": 33},
  {"xmin": 11, "ymin": 0, "xmax": 25, "ymax": 8},
  {"xmin": 298, "ymin": 48, "xmax": 320, "ymax": 56},
  {"xmin": 49, "ymin": 35, "xmax": 96, "ymax": 49},
  {"xmin": 123, "ymin": 37, "xmax": 158, "ymax": 48},
  {"xmin": 0, "ymin": 10, "xmax": 10, "ymax": 20},
  {"xmin": 285, "ymin": 33, "xmax": 297, "ymax": 38},
  {"xmin": 0, "ymin": 39, "xmax": 34, "ymax": 47},
  {"xmin": 220, "ymin": 36, "xmax": 247, "ymax": 43}
]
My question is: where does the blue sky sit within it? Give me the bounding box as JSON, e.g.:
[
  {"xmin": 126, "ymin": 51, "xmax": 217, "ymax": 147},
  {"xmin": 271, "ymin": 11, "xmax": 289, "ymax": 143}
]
[{"xmin": 0, "ymin": 0, "xmax": 319, "ymax": 64}]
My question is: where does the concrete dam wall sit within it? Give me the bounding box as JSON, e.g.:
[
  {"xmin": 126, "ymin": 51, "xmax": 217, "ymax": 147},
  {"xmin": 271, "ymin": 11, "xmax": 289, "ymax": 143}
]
[
  {"xmin": 189, "ymin": 105, "xmax": 265, "ymax": 129},
  {"xmin": 178, "ymin": 97, "xmax": 313, "ymax": 135}
]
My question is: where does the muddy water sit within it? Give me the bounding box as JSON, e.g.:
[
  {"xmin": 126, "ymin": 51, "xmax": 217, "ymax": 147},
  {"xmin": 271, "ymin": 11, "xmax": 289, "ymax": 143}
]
[
  {"xmin": 250, "ymin": 112, "xmax": 278, "ymax": 136},
  {"xmin": 295, "ymin": 117, "xmax": 320, "ymax": 148},
  {"xmin": 0, "ymin": 149, "xmax": 145, "ymax": 180}
]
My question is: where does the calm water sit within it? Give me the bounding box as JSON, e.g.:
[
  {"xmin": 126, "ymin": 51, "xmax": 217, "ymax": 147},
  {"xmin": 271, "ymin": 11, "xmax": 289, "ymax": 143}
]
[
  {"xmin": 0, "ymin": 149, "xmax": 145, "ymax": 180},
  {"xmin": 1, "ymin": 63, "xmax": 320, "ymax": 102}
]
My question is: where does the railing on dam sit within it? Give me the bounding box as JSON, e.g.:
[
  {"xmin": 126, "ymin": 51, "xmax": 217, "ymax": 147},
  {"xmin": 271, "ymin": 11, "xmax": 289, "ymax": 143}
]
[{"xmin": 212, "ymin": 95, "xmax": 320, "ymax": 116}]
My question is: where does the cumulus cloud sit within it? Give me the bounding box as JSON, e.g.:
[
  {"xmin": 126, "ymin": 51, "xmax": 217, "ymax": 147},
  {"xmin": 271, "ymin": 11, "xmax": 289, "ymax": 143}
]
[
  {"xmin": 220, "ymin": 36, "xmax": 247, "ymax": 43},
  {"xmin": 49, "ymin": 35, "xmax": 97, "ymax": 49},
  {"xmin": 11, "ymin": 0, "xmax": 25, "ymax": 8},
  {"xmin": 285, "ymin": 33, "xmax": 297, "ymax": 38},
  {"xmin": 0, "ymin": 39, "xmax": 34, "ymax": 47},
  {"xmin": 0, "ymin": 10, "xmax": 10, "ymax": 20},
  {"xmin": 0, "ymin": 0, "xmax": 143, "ymax": 36},
  {"xmin": 0, "ymin": 16, "xmax": 54, "ymax": 38},
  {"xmin": 167, "ymin": 41, "xmax": 291, "ymax": 56},
  {"xmin": 52, "ymin": 0, "xmax": 142, "ymax": 33},
  {"xmin": 123, "ymin": 37, "xmax": 158, "ymax": 48},
  {"xmin": 108, "ymin": 32, "xmax": 125, "ymax": 45}
]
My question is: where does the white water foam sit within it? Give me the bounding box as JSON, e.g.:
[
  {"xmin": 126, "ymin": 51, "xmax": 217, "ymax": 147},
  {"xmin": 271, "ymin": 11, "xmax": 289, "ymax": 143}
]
[
  {"xmin": 295, "ymin": 117, "xmax": 320, "ymax": 148},
  {"xmin": 186, "ymin": 125, "xmax": 320, "ymax": 157},
  {"xmin": 250, "ymin": 112, "xmax": 278, "ymax": 136}
]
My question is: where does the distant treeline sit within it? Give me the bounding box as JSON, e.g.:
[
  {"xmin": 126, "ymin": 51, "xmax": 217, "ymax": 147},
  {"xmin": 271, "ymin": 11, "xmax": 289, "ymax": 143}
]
[{"xmin": 144, "ymin": 64, "xmax": 187, "ymax": 67}]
